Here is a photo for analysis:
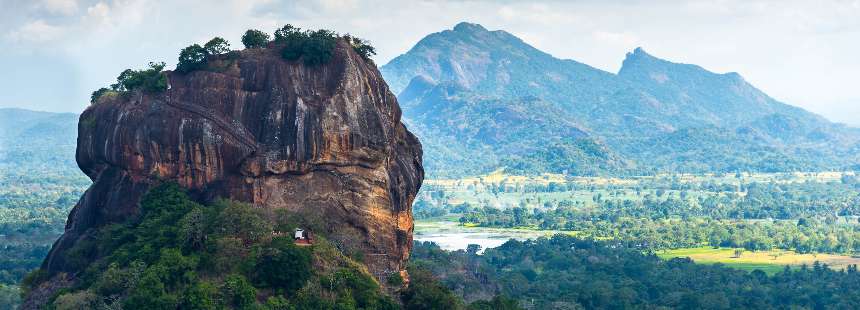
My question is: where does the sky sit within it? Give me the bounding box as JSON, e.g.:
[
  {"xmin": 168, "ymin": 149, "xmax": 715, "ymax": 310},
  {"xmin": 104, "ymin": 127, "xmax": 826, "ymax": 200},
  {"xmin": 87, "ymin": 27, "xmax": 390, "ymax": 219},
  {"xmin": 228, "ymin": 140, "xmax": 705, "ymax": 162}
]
[{"xmin": 0, "ymin": 0, "xmax": 858, "ymax": 125}]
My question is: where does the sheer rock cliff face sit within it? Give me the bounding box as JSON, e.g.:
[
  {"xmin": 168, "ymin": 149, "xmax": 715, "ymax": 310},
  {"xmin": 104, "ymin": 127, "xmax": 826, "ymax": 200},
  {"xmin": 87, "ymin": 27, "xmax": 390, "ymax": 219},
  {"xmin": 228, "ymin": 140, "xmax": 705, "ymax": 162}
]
[{"xmin": 43, "ymin": 41, "xmax": 423, "ymax": 282}]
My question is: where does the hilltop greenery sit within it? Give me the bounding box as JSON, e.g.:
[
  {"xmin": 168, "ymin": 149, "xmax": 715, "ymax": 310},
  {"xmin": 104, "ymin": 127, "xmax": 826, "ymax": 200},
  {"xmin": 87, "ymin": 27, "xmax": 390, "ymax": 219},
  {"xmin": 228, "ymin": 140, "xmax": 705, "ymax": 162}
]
[
  {"xmin": 26, "ymin": 183, "xmax": 399, "ymax": 310},
  {"xmin": 176, "ymin": 37, "xmax": 232, "ymax": 73},
  {"xmin": 273, "ymin": 24, "xmax": 376, "ymax": 64},
  {"xmin": 90, "ymin": 62, "xmax": 168, "ymax": 104},
  {"xmin": 241, "ymin": 29, "xmax": 270, "ymax": 49},
  {"xmin": 92, "ymin": 24, "xmax": 376, "ymax": 105}
]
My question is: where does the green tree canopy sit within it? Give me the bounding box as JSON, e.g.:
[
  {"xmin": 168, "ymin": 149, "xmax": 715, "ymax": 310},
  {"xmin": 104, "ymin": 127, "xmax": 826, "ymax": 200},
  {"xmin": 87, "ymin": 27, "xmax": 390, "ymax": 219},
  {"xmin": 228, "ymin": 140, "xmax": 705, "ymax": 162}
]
[
  {"xmin": 241, "ymin": 29, "xmax": 270, "ymax": 48},
  {"xmin": 203, "ymin": 37, "xmax": 230, "ymax": 55},
  {"xmin": 176, "ymin": 44, "xmax": 207, "ymax": 73}
]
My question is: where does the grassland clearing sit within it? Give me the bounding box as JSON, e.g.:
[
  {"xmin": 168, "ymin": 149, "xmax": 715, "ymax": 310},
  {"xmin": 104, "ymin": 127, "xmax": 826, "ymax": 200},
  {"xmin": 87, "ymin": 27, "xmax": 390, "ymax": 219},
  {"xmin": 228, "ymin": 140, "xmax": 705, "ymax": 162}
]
[{"xmin": 657, "ymin": 247, "xmax": 860, "ymax": 274}]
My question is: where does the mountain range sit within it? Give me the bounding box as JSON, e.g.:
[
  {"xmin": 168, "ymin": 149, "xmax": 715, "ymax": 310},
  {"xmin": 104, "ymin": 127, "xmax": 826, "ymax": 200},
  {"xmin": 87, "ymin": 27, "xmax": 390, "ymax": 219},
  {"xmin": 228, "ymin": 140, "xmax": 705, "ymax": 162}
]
[
  {"xmin": 3, "ymin": 23, "xmax": 858, "ymax": 179},
  {"xmin": 382, "ymin": 22, "xmax": 860, "ymax": 177},
  {"xmin": 0, "ymin": 108, "xmax": 79, "ymax": 169}
]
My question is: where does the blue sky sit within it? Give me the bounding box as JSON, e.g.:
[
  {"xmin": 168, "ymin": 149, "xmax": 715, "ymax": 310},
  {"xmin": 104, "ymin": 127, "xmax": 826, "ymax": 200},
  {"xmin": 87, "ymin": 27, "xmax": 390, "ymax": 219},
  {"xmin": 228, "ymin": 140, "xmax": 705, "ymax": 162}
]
[{"xmin": 1, "ymin": 0, "xmax": 858, "ymax": 125}]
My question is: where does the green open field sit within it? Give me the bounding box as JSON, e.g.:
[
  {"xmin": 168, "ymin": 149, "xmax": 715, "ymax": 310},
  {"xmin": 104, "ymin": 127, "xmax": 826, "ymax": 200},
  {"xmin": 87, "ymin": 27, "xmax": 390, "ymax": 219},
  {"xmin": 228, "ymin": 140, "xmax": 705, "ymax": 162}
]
[{"xmin": 657, "ymin": 247, "xmax": 860, "ymax": 274}]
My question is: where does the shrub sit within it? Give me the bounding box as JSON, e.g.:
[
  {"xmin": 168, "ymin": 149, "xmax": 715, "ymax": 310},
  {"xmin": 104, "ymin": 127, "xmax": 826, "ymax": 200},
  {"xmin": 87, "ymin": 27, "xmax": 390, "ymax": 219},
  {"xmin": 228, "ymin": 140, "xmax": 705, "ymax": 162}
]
[
  {"xmin": 90, "ymin": 62, "xmax": 167, "ymax": 103},
  {"xmin": 123, "ymin": 267, "xmax": 177, "ymax": 310},
  {"xmin": 179, "ymin": 207, "xmax": 207, "ymax": 251},
  {"xmin": 276, "ymin": 24, "xmax": 307, "ymax": 61},
  {"xmin": 265, "ymin": 295, "xmax": 294, "ymax": 310},
  {"xmin": 213, "ymin": 237, "xmax": 245, "ymax": 274},
  {"xmin": 274, "ymin": 24, "xmax": 304, "ymax": 43},
  {"xmin": 20, "ymin": 268, "xmax": 49, "ymax": 294},
  {"xmin": 92, "ymin": 262, "xmax": 145, "ymax": 296},
  {"xmin": 344, "ymin": 35, "xmax": 376, "ymax": 60},
  {"xmin": 176, "ymin": 37, "xmax": 231, "ymax": 74},
  {"xmin": 330, "ymin": 268, "xmax": 393, "ymax": 309},
  {"xmin": 176, "ymin": 44, "xmax": 208, "ymax": 73},
  {"xmin": 154, "ymin": 248, "xmax": 199, "ymax": 287},
  {"xmin": 108, "ymin": 62, "xmax": 168, "ymax": 94},
  {"xmin": 220, "ymin": 274, "xmax": 257, "ymax": 308},
  {"xmin": 203, "ymin": 37, "xmax": 231, "ymax": 55},
  {"xmin": 467, "ymin": 295, "xmax": 522, "ymax": 310},
  {"xmin": 275, "ymin": 25, "xmax": 338, "ymax": 66},
  {"xmin": 252, "ymin": 237, "xmax": 312, "ymax": 293},
  {"xmin": 180, "ymin": 281, "xmax": 218, "ymax": 310},
  {"xmin": 300, "ymin": 29, "xmax": 337, "ymax": 66},
  {"xmin": 215, "ymin": 200, "xmax": 271, "ymax": 243},
  {"xmin": 387, "ymin": 272, "xmax": 404, "ymax": 286},
  {"xmin": 53, "ymin": 290, "xmax": 101, "ymax": 310},
  {"xmin": 242, "ymin": 29, "xmax": 270, "ymax": 48},
  {"xmin": 90, "ymin": 87, "xmax": 113, "ymax": 104},
  {"xmin": 401, "ymin": 266, "xmax": 462, "ymax": 310}
]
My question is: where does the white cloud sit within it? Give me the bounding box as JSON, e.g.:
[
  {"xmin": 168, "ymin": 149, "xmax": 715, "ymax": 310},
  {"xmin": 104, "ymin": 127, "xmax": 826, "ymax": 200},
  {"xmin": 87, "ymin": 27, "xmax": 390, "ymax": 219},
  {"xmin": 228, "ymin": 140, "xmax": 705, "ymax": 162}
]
[
  {"xmin": 41, "ymin": 0, "xmax": 79, "ymax": 15},
  {"xmin": 592, "ymin": 31, "xmax": 640, "ymax": 47},
  {"xmin": 6, "ymin": 19, "xmax": 65, "ymax": 43}
]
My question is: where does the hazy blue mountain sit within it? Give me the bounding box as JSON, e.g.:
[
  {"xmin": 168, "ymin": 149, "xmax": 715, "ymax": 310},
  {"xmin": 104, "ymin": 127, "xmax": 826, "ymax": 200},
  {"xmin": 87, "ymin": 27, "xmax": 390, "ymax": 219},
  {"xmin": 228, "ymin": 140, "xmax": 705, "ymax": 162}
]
[
  {"xmin": 399, "ymin": 76, "xmax": 630, "ymax": 176},
  {"xmin": 383, "ymin": 22, "xmax": 860, "ymax": 176},
  {"xmin": 383, "ymin": 23, "xmax": 619, "ymax": 113},
  {"xmin": 0, "ymin": 108, "xmax": 79, "ymax": 168}
]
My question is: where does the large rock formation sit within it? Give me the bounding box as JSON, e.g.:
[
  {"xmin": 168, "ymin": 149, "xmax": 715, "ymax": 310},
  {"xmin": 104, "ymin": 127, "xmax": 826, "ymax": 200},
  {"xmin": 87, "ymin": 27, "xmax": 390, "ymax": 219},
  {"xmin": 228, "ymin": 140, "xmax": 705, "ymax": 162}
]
[{"xmin": 42, "ymin": 40, "xmax": 423, "ymax": 282}]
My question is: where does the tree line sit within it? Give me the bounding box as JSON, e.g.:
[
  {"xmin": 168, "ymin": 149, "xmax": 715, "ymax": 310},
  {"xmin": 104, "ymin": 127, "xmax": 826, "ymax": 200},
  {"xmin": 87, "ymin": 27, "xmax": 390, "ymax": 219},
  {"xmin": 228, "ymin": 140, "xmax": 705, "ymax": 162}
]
[{"xmin": 411, "ymin": 236, "xmax": 860, "ymax": 309}]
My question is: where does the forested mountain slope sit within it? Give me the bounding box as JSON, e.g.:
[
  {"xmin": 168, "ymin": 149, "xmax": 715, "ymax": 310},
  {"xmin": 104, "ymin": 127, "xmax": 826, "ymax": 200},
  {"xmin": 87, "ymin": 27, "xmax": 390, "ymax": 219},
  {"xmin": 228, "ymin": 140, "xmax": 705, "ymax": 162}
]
[
  {"xmin": 0, "ymin": 108, "xmax": 79, "ymax": 167},
  {"xmin": 382, "ymin": 23, "xmax": 860, "ymax": 177}
]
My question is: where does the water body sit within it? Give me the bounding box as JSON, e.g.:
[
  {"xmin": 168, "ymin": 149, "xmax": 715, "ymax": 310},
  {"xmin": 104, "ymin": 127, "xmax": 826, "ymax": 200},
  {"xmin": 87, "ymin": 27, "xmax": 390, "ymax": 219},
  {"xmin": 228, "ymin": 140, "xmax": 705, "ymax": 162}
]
[{"xmin": 413, "ymin": 220, "xmax": 560, "ymax": 253}]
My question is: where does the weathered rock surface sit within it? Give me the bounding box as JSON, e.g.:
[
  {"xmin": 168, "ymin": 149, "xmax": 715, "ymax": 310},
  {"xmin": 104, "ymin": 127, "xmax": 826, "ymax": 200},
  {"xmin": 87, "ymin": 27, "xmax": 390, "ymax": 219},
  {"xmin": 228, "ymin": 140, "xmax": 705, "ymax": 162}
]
[{"xmin": 41, "ymin": 40, "xmax": 423, "ymax": 283}]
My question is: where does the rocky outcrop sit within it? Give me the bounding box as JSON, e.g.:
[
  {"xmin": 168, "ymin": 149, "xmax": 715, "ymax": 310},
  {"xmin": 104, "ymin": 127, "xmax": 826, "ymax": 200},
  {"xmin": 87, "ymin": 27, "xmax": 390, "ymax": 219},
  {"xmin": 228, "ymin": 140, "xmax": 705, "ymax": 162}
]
[{"xmin": 41, "ymin": 40, "xmax": 423, "ymax": 282}]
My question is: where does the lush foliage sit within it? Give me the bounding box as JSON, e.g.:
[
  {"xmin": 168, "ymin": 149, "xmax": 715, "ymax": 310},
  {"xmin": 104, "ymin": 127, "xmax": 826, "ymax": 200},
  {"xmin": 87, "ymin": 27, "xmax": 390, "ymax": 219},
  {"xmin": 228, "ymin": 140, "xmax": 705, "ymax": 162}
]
[
  {"xmin": 176, "ymin": 44, "xmax": 208, "ymax": 73},
  {"xmin": 110, "ymin": 62, "xmax": 168, "ymax": 93},
  {"xmin": 90, "ymin": 62, "xmax": 168, "ymax": 104},
  {"xmin": 204, "ymin": 37, "xmax": 231, "ymax": 55},
  {"xmin": 413, "ymin": 237, "xmax": 860, "ymax": 309},
  {"xmin": 176, "ymin": 37, "xmax": 232, "ymax": 73},
  {"xmin": 0, "ymin": 109, "xmax": 89, "ymax": 308},
  {"xmin": 275, "ymin": 25, "xmax": 337, "ymax": 66},
  {"xmin": 400, "ymin": 266, "xmax": 462, "ymax": 310},
  {"xmin": 344, "ymin": 35, "xmax": 376, "ymax": 60},
  {"xmin": 241, "ymin": 29, "xmax": 270, "ymax": 49},
  {"xmin": 274, "ymin": 24, "xmax": 375, "ymax": 65},
  {"xmin": 27, "ymin": 183, "xmax": 397, "ymax": 309}
]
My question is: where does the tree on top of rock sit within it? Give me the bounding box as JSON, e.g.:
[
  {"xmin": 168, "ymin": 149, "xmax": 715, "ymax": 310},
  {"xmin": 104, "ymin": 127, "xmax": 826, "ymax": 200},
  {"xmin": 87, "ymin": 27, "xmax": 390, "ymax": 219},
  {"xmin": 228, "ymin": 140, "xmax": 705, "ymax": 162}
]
[{"xmin": 241, "ymin": 29, "xmax": 270, "ymax": 49}]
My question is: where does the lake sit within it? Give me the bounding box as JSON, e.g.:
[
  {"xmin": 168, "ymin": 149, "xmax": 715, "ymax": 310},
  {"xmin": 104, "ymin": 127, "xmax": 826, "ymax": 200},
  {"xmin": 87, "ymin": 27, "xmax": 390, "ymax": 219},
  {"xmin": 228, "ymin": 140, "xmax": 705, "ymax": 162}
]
[{"xmin": 413, "ymin": 220, "xmax": 561, "ymax": 253}]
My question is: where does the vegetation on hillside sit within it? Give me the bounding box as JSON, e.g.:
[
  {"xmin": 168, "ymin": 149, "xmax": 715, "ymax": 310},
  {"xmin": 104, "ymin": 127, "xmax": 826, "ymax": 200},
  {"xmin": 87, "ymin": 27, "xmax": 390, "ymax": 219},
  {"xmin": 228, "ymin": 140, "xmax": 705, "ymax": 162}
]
[
  {"xmin": 25, "ymin": 183, "xmax": 398, "ymax": 309},
  {"xmin": 383, "ymin": 23, "xmax": 860, "ymax": 177}
]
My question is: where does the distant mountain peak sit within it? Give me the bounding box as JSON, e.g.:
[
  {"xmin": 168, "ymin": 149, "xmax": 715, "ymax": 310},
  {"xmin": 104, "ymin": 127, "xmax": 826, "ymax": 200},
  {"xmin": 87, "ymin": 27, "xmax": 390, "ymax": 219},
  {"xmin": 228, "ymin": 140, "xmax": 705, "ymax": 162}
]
[
  {"xmin": 452, "ymin": 22, "xmax": 488, "ymax": 33},
  {"xmin": 621, "ymin": 47, "xmax": 662, "ymax": 70},
  {"xmin": 382, "ymin": 22, "xmax": 609, "ymax": 96}
]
